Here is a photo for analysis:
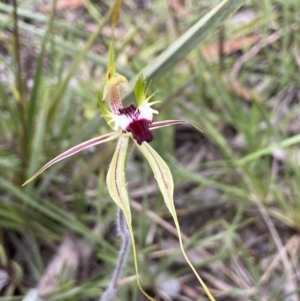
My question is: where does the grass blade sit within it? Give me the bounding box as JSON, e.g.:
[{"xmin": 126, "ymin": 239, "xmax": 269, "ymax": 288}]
[
  {"xmin": 26, "ymin": 0, "xmax": 56, "ymax": 146},
  {"xmin": 236, "ymin": 134, "xmax": 300, "ymax": 166},
  {"xmin": 129, "ymin": 0, "xmax": 245, "ymax": 85}
]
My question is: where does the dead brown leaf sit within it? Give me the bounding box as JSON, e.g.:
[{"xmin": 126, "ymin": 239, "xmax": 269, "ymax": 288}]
[
  {"xmin": 44, "ymin": 0, "xmax": 84, "ymax": 12},
  {"xmin": 202, "ymin": 35, "xmax": 260, "ymax": 61}
]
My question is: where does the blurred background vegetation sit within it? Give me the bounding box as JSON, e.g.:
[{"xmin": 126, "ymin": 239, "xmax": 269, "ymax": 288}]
[{"xmin": 1, "ymin": 0, "xmax": 300, "ymax": 300}]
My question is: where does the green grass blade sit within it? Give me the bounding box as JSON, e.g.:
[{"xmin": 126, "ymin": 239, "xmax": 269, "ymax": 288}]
[
  {"xmin": 0, "ymin": 177, "xmax": 115, "ymax": 251},
  {"xmin": 129, "ymin": 0, "xmax": 245, "ymax": 84},
  {"xmin": 236, "ymin": 134, "xmax": 300, "ymax": 166},
  {"xmin": 0, "ymin": 17, "xmax": 133, "ymax": 77},
  {"xmin": 47, "ymin": 3, "xmax": 114, "ymax": 123},
  {"xmin": 26, "ymin": 0, "xmax": 56, "ymax": 145},
  {"xmin": 25, "ymin": 87, "xmax": 49, "ymax": 187}
]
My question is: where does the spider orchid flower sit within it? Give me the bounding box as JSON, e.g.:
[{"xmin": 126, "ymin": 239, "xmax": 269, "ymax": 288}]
[
  {"xmin": 21, "ymin": 76, "xmax": 186, "ymax": 187},
  {"xmin": 23, "ymin": 27, "xmax": 215, "ymax": 301}
]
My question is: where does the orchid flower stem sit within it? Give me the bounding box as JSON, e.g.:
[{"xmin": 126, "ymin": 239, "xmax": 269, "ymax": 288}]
[{"xmin": 99, "ymin": 208, "xmax": 130, "ymax": 301}]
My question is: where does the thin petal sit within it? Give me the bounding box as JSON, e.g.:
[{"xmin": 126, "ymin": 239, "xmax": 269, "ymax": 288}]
[
  {"xmin": 135, "ymin": 141, "xmax": 216, "ymax": 301},
  {"xmin": 107, "ymin": 136, "xmax": 155, "ymax": 301},
  {"xmin": 149, "ymin": 120, "xmax": 187, "ymax": 130},
  {"xmin": 150, "ymin": 120, "xmax": 203, "ymax": 132},
  {"xmin": 22, "ymin": 132, "xmax": 120, "ymax": 186}
]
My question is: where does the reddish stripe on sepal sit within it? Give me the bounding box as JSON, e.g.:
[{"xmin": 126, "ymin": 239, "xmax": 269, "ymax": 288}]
[
  {"xmin": 22, "ymin": 132, "xmax": 120, "ymax": 186},
  {"xmin": 149, "ymin": 120, "xmax": 187, "ymax": 130}
]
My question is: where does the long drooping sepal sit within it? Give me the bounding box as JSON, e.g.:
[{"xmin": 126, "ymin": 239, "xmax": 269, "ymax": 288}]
[
  {"xmin": 106, "ymin": 136, "xmax": 155, "ymax": 301},
  {"xmin": 22, "ymin": 132, "xmax": 121, "ymax": 186},
  {"xmin": 135, "ymin": 141, "xmax": 216, "ymax": 301},
  {"xmin": 107, "ymin": 136, "xmax": 132, "ymax": 223}
]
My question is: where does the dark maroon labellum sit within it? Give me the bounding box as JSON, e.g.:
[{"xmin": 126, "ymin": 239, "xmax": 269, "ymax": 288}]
[
  {"xmin": 119, "ymin": 104, "xmax": 138, "ymax": 117},
  {"xmin": 119, "ymin": 104, "xmax": 153, "ymax": 145},
  {"xmin": 126, "ymin": 119, "xmax": 153, "ymax": 145}
]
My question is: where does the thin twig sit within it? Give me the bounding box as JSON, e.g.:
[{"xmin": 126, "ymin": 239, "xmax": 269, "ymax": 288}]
[
  {"xmin": 240, "ymin": 169, "xmax": 299, "ymax": 301},
  {"xmin": 131, "ymin": 200, "xmax": 251, "ymax": 290}
]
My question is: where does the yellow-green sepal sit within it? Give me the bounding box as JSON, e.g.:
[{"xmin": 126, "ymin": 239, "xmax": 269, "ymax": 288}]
[
  {"xmin": 107, "ymin": 136, "xmax": 131, "ymax": 221},
  {"xmin": 105, "ymin": 0, "xmax": 123, "ymax": 81},
  {"xmin": 134, "ymin": 75, "xmax": 159, "ymax": 108},
  {"xmin": 103, "ymin": 73, "xmax": 130, "ymax": 103},
  {"xmin": 106, "ymin": 38, "xmax": 117, "ymax": 82},
  {"xmin": 134, "ymin": 75, "xmax": 147, "ymax": 107},
  {"xmin": 97, "ymin": 91, "xmax": 115, "ymax": 130},
  {"xmin": 106, "ymin": 136, "xmax": 155, "ymax": 301},
  {"xmin": 134, "ymin": 141, "xmax": 216, "ymax": 301}
]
